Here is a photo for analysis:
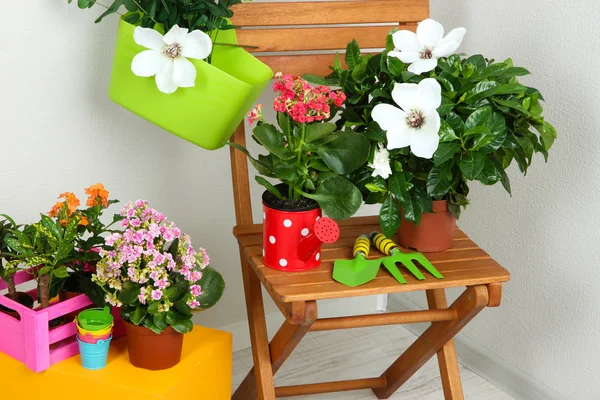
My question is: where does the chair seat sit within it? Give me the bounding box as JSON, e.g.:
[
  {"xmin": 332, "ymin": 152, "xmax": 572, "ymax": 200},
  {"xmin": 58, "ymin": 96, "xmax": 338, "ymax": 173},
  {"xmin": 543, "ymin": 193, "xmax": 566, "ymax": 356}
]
[{"xmin": 233, "ymin": 216, "xmax": 510, "ymax": 303}]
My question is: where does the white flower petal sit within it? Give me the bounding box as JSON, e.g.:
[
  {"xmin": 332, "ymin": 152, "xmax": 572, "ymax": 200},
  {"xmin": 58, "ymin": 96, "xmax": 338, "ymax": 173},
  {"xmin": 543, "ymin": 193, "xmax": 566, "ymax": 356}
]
[
  {"xmin": 173, "ymin": 57, "xmax": 196, "ymax": 87},
  {"xmin": 435, "ymin": 27, "xmax": 467, "ymax": 57},
  {"xmin": 416, "ymin": 19, "xmax": 444, "ymax": 47},
  {"xmin": 407, "ymin": 58, "xmax": 438, "ymax": 74},
  {"xmin": 389, "ymin": 50, "xmax": 421, "ymax": 64},
  {"xmin": 392, "ymin": 30, "xmax": 421, "ymax": 53},
  {"xmin": 391, "ymin": 82, "xmax": 420, "ymax": 111},
  {"xmin": 409, "ymin": 126, "xmax": 440, "ymax": 159},
  {"xmin": 386, "ymin": 125, "xmax": 412, "ymax": 150},
  {"xmin": 133, "ymin": 27, "xmax": 165, "ymax": 50},
  {"xmin": 155, "ymin": 61, "xmax": 178, "ymax": 94},
  {"xmin": 163, "ymin": 25, "xmax": 188, "ymax": 45},
  {"xmin": 372, "ymin": 103, "xmax": 406, "ymax": 131},
  {"xmin": 417, "ymin": 78, "xmax": 442, "ymax": 109},
  {"xmin": 131, "ymin": 50, "xmax": 166, "ymax": 77},
  {"xmin": 182, "ymin": 30, "xmax": 213, "ymax": 60}
]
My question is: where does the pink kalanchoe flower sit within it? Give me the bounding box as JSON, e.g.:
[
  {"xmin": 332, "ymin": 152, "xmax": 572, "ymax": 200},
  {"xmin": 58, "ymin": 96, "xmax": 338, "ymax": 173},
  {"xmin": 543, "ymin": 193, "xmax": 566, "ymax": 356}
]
[
  {"xmin": 138, "ymin": 294, "xmax": 147, "ymax": 304},
  {"xmin": 121, "ymin": 218, "xmax": 130, "ymax": 227},
  {"xmin": 191, "ymin": 270, "xmax": 202, "ymax": 282},
  {"xmin": 149, "ymin": 271, "xmax": 159, "ymax": 281},
  {"xmin": 130, "ymin": 218, "xmax": 141, "ymax": 227},
  {"xmin": 135, "ymin": 199, "xmax": 147, "ymax": 208},
  {"xmin": 151, "ymin": 289, "xmax": 163, "ymax": 301},
  {"xmin": 188, "ymin": 299, "xmax": 200, "ymax": 309},
  {"xmin": 198, "ymin": 248, "xmax": 210, "ymax": 267},
  {"xmin": 155, "ymin": 279, "xmax": 168, "ymax": 289},
  {"xmin": 190, "ymin": 284, "xmax": 202, "ymax": 297}
]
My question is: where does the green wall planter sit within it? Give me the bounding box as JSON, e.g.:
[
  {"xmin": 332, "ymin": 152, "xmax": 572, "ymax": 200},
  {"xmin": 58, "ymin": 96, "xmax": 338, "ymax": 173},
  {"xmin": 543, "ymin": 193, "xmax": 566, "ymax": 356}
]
[{"xmin": 109, "ymin": 18, "xmax": 273, "ymax": 150}]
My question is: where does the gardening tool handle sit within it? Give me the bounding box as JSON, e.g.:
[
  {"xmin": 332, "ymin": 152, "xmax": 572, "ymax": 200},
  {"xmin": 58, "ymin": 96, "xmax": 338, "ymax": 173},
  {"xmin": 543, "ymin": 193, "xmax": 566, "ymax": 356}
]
[
  {"xmin": 370, "ymin": 232, "xmax": 399, "ymax": 256},
  {"xmin": 353, "ymin": 234, "xmax": 370, "ymax": 258}
]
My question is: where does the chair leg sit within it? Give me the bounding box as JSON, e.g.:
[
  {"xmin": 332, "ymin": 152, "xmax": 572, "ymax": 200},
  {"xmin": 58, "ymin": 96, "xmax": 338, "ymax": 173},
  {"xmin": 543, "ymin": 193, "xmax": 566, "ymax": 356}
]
[
  {"xmin": 427, "ymin": 289, "xmax": 464, "ymax": 400},
  {"xmin": 372, "ymin": 285, "xmax": 489, "ymax": 399},
  {"xmin": 232, "ymin": 257, "xmax": 276, "ymax": 400}
]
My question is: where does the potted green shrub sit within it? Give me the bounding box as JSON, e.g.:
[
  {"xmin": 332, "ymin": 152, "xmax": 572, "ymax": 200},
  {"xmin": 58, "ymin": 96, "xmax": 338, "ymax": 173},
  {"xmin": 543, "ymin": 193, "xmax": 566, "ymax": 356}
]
[
  {"xmin": 68, "ymin": 0, "xmax": 273, "ymax": 150},
  {"xmin": 230, "ymin": 73, "xmax": 370, "ymax": 271},
  {"xmin": 306, "ymin": 19, "xmax": 556, "ymax": 251},
  {"xmin": 0, "ymin": 217, "xmax": 34, "ymax": 319},
  {"xmin": 93, "ymin": 200, "xmax": 224, "ymax": 370}
]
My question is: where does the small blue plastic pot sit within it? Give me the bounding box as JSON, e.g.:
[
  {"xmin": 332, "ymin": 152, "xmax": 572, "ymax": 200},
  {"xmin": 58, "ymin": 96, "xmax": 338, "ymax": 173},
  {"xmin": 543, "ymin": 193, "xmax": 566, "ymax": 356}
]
[{"xmin": 77, "ymin": 335, "xmax": 112, "ymax": 370}]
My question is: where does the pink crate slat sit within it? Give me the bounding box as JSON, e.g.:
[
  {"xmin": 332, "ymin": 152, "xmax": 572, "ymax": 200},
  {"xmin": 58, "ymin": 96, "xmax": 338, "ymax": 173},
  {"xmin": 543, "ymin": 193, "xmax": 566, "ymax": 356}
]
[
  {"xmin": 0, "ymin": 294, "xmax": 32, "ymax": 314},
  {"xmin": 46, "ymin": 293, "xmax": 93, "ymax": 321},
  {"xmin": 23, "ymin": 310, "xmax": 50, "ymax": 372},
  {"xmin": 48, "ymin": 321, "xmax": 77, "ymax": 344},
  {"xmin": 0, "ymin": 315, "xmax": 25, "ymax": 361},
  {"xmin": 49, "ymin": 337, "xmax": 79, "ymax": 365}
]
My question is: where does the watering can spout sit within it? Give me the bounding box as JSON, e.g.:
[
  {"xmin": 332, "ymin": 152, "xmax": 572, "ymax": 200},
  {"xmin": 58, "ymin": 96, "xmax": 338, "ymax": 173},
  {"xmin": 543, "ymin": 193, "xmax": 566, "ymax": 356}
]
[{"xmin": 297, "ymin": 217, "xmax": 340, "ymax": 261}]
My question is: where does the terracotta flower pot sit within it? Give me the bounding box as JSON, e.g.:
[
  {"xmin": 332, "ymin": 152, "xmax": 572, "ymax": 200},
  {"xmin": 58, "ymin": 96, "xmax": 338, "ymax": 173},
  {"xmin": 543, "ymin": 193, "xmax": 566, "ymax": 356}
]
[
  {"xmin": 124, "ymin": 321, "xmax": 184, "ymax": 370},
  {"xmin": 398, "ymin": 200, "xmax": 456, "ymax": 252},
  {"xmin": 0, "ymin": 292, "xmax": 34, "ymax": 321}
]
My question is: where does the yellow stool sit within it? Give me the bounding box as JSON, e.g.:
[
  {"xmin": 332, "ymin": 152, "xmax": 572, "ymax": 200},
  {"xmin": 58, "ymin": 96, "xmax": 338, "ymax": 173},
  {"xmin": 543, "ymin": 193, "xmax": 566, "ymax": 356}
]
[{"xmin": 0, "ymin": 325, "xmax": 232, "ymax": 399}]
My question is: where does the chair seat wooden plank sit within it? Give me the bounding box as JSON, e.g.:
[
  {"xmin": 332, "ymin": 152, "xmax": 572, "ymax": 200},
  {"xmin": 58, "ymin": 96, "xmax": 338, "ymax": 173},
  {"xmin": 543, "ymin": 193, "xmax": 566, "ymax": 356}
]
[
  {"xmin": 237, "ymin": 25, "xmax": 414, "ymax": 53},
  {"xmin": 233, "ymin": 216, "xmax": 510, "ymax": 303},
  {"xmin": 231, "ymin": 1, "xmax": 428, "ymax": 26}
]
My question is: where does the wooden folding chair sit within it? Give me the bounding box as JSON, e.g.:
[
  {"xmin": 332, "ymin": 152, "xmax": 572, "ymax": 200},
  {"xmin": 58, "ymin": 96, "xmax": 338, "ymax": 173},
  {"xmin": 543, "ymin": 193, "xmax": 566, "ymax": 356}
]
[{"xmin": 229, "ymin": 1, "xmax": 511, "ymax": 398}]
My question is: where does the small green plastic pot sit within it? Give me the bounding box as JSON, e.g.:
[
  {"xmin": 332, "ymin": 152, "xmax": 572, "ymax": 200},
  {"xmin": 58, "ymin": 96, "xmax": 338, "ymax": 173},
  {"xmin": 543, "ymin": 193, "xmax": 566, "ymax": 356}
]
[
  {"xmin": 77, "ymin": 307, "xmax": 114, "ymax": 331},
  {"xmin": 109, "ymin": 18, "xmax": 273, "ymax": 150}
]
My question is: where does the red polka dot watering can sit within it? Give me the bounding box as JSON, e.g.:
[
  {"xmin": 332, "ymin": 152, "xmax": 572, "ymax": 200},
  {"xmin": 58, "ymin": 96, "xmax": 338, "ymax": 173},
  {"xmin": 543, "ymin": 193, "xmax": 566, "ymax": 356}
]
[{"xmin": 262, "ymin": 192, "xmax": 340, "ymax": 272}]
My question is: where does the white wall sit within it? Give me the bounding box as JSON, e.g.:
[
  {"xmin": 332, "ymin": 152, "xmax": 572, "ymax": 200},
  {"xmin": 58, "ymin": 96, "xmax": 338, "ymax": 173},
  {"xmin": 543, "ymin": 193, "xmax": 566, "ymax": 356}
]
[
  {"xmin": 395, "ymin": 1, "xmax": 599, "ymax": 399},
  {"xmin": 0, "ymin": 2, "xmax": 379, "ymax": 333}
]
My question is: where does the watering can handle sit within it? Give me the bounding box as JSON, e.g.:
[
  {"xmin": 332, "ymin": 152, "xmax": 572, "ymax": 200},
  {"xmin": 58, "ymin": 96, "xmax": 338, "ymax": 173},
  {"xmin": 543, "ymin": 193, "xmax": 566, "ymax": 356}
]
[
  {"xmin": 353, "ymin": 235, "xmax": 370, "ymax": 258},
  {"xmin": 370, "ymin": 232, "xmax": 399, "ymax": 256}
]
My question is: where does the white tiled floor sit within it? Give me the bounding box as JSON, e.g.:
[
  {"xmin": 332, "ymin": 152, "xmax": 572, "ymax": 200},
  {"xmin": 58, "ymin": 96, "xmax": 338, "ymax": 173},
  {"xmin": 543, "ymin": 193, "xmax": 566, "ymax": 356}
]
[{"xmin": 232, "ymin": 325, "xmax": 514, "ymax": 399}]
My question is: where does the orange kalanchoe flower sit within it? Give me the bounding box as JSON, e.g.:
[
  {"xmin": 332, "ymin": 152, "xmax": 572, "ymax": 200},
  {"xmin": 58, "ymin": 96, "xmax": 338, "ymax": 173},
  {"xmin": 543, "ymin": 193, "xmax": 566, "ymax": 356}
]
[
  {"xmin": 80, "ymin": 216, "xmax": 89, "ymax": 226},
  {"xmin": 85, "ymin": 183, "xmax": 109, "ymax": 207},
  {"xmin": 48, "ymin": 201, "xmax": 64, "ymax": 218},
  {"xmin": 58, "ymin": 192, "xmax": 81, "ymax": 215}
]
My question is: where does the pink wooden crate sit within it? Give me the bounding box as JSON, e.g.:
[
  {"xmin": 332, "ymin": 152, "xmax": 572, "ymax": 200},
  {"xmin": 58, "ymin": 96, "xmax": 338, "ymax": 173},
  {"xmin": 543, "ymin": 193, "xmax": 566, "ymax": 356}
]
[{"xmin": 0, "ymin": 270, "xmax": 124, "ymax": 372}]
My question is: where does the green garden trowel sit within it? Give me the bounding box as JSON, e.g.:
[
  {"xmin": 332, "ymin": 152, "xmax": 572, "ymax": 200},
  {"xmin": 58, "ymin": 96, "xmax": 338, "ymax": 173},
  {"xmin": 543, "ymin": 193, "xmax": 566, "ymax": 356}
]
[
  {"xmin": 371, "ymin": 232, "xmax": 444, "ymax": 283},
  {"xmin": 333, "ymin": 234, "xmax": 382, "ymax": 287}
]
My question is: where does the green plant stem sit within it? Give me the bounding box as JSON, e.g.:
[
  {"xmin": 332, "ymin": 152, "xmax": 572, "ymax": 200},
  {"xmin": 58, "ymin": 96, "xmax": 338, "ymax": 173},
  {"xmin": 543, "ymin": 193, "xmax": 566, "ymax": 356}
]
[{"xmin": 213, "ymin": 42, "xmax": 259, "ymax": 50}]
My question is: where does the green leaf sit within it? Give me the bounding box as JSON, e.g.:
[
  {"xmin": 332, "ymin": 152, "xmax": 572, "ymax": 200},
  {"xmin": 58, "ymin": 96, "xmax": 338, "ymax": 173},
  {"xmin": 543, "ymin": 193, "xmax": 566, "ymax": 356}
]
[
  {"xmin": 301, "ymin": 74, "xmax": 337, "ymax": 86},
  {"xmin": 255, "ymin": 176, "xmax": 284, "ymax": 200},
  {"xmin": 446, "ymin": 112, "xmax": 466, "ymax": 135},
  {"xmin": 174, "ymin": 301, "xmax": 193, "ymax": 317},
  {"xmin": 130, "ymin": 306, "xmax": 147, "ymax": 325},
  {"xmin": 385, "ymin": 27, "xmax": 398, "ymax": 51},
  {"xmin": 318, "ymin": 132, "xmax": 370, "ymax": 174},
  {"xmin": 147, "ymin": 302, "xmax": 159, "ymax": 314},
  {"xmin": 118, "ymin": 281, "xmax": 141, "ymax": 304},
  {"xmin": 52, "ymin": 266, "xmax": 69, "ymax": 278},
  {"xmin": 438, "ymin": 120, "xmax": 459, "ymax": 143},
  {"xmin": 477, "ymin": 158, "xmax": 502, "ymax": 185},
  {"xmin": 371, "ymin": 89, "xmax": 392, "ymax": 99},
  {"xmin": 479, "ymin": 112, "xmax": 507, "ymax": 153},
  {"xmin": 123, "ymin": 13, "xmax": 140, "ymax": 24},
  {"xmin": 465, "ymin": 107, "xmax": 492, "ymax": 131},
  {"xmin": 55, "ymin": 242, "xmax": 74, "ymax": 264},
  {"xmin": 345, "ymin": 40, "xmax": 362, "ymax": 69},
  {"xmin": 4, "ymin": 237, "xmax": 31, "ymax": 255},
  {"xmin": 94, "ymin": 0, "xmax": 124, "ymax": 23},
  {"xmin": 426, "ymin": 164, "xmax": 453, "ymax": 198},
  {"xmin": 78, "ymin": 0, "xmax": 96, "ymax": 8},
  {"xmin": 473, "ymin": 64, "xmax": 530, "ymax": 81},
  {"xmin": 194, "ymin": 266, "xmax": 225, "ymax": 309},
  {"xmin": 539, "ymin": 121, "xmax": 557, "ymax": 151},
  {"xmin": 388, "ymin": 171, "xmax": 410, "ymax": 203},
  {"xmin": 153, "ymin": 312, "xmax": 168, "ymax": 331},
  {"xmin": 333, "ymin": 52, "xmax": 343, "ymax": 72},
  {"xmin": 123, "ymin": 0, "xmax": 138, "ymax": 11},
  {"xmin": 379, "ymin": 194, "xmax": 401, "ymax": 238},
  {"xmin": 143, "ymin": 318, "xmax": 162, "ymax": 334},
  {"xmin": 500, "ymin": 169, "xmax": 512, "ymax": 194},
  {"xmin": 352, "ymin": 59, "xmax": 369, "ymax": 82},
  {"xmin": 305, "ymin": 123, "xmax": 336, "ymax": 143},
  {"xmin": 459, "ymin": 152, "xmax": 486, "ymax": 180},
  {"xmin": 493, "ymin": 98, "xmax": 529, "ymax": 114},
  {"xmin": 303, "ymin": 177, "xmax": 361, "ymax": 220},
  {"xmin": 464, "ymin": 82, "xmax": 527, "ymax": 104},
  {"xmin": 171, "ymin": 318, "xmax": 194, "ymax": 334},
  {"xmin": 40, "ymin": 215, "xmax": 62, "ymax": 240},
  {"xmin": 387, "ymin": 57, "xmax": 405, "ymax": 77},
  {"xmin": 253, "ymin": 124, "xmax": 295, "ymax": 160},
  {"xmin": 433, "ymin": 143, "xmax": 461, "ymax": 166}
]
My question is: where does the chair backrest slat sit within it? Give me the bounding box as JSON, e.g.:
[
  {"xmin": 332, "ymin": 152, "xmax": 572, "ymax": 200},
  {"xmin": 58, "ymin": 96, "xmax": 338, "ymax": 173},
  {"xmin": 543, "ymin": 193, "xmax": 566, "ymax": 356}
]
[
  {"xmin": 231, "ymin": 1, "xmax": 428, "ymax": 26},
  {"xmin": 229, "ymin": 0, "xmax": 429, "ymax": 226}
]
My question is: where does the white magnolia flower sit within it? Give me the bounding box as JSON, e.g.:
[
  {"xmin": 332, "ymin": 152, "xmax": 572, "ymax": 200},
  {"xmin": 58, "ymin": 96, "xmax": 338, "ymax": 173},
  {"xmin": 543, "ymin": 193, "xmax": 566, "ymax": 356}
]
[
  {"xmin": 389, "ymin": 19, "xmax": 466, "ymax": 74},
  {"xmin": 131, "ymin": 25, "xmax": 213, "ymax": 94},
  {"xmin": 372, "ymin": 78, "xmax": 442, "ymax": 159},
  {"xmin": 369, "ymin": 144, "xmax": 393, "ymax": 179}
]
